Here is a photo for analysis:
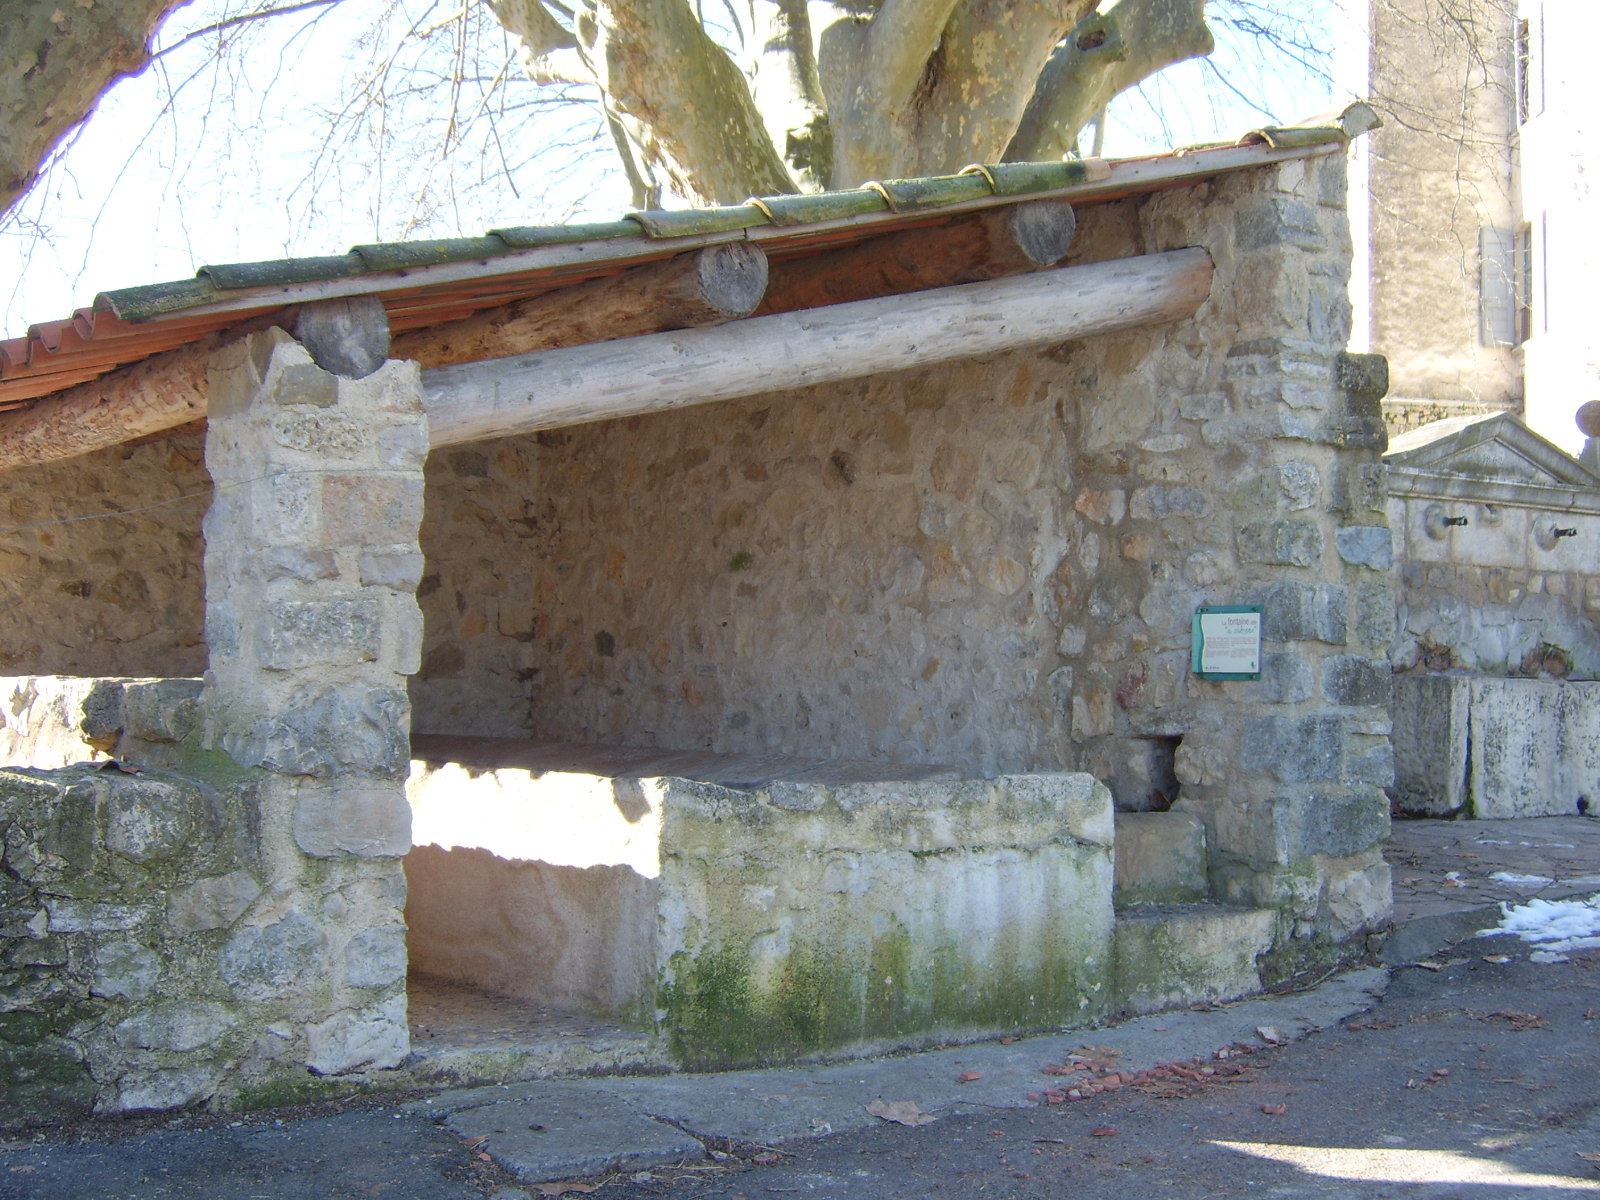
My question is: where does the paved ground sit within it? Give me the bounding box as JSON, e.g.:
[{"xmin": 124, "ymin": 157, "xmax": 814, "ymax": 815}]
[{"xmin": 4, "ymin": 817, "xmax": 1598, "ymax": 1200}]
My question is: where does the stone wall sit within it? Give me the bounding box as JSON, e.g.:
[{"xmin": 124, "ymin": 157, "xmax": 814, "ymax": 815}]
[
  {"xmin": 0, "ymin": 332, "xmax": 432, "ymax": 1119},
  {"xmin": 0, "ymin": 763, "xmax": 265, "ymax": 1115},
  {"xmin": 0, "ymin": 676, "xmax": 202, "ymax": 772},
  {"xmin": 1390, "ymin": 495, "xmax": 1600, "ymax": 678},
  {"xmin": 412, "ymin": 443, "xmax": 540, "ymax": 739},
  {"xmin": 1393, "ymin": 674, "xmax": 1600, "ymax": 818},
  {"xmin": 0, "ymin": 435, "xmax": 207, "ymax": 678},
  {"xmin": 1362, "ymin": 0, "xmax": 1521, "ymax": 409},
  {"xmin": 415, "ymin": 152, "xmax": 1393, "ymax": 947}
]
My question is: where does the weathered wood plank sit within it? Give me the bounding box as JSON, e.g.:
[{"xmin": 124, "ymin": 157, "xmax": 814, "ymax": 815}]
[{"xmin": 423, "ymin": 247, "xmax": 1214, "ymax": 447}]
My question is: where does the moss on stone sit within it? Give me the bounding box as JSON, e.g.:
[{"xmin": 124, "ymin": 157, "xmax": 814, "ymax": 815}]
[{"xmin": 661, "ymin": 926, "xmax": 1094, "ymax": 1071}]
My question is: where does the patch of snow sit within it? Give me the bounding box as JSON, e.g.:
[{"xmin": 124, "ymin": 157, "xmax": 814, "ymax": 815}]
[{"xmin": 1478, "ymin": 894, "xmax": 1600, "ymax": 958}]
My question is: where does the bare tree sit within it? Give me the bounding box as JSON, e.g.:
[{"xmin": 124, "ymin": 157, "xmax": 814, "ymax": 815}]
[
  {"xmin": 0, "ymin": 0, "xmax": 194, "ymax": 219},
  {"xmin": 492, "ymin": 0, "xmax": 1216, "ymax": 206}
]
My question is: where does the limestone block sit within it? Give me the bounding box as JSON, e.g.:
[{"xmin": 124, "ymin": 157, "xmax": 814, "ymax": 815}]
[
  {"xmin": 1235, "ymin": 198, "xmax": 1326, "ymax": 252},
  {"xmin": 655, "ymin": 772, "xmax": 1115, "ymax": 1067},
  {"xmin": 293, "ymin": 784, "xmax": 411, "ymax": 859},
  {"xmin": 359, "ymin": 551, "xmax": 425, "ymax": 592},
  {"xmin": 258, "ymin": 599, "xmax": 382, "ymax": 670},
  {"xmin": 102, "ymin": 777, "xmax": 203, "ymax": 865},
  {"xmin": 45, "ymin": 900, "xmax": 139, "ymax": 934},
  {"xmin": 1322, "ymin": 655, "xmax": 1393, "ymax": 708},
  {"xmin": 1241, "ymin": 715, "xmax": 1344, "ymax": 784},
  {"xmin": 89, "ymin": 941, "xmax": 162, "ymax": 1002},
  {"xmin": 1467, "ymin": 678, "xmax": 1600, "ymax": 818},
  {"xmin": 120, "ymin": 678, "xmax": 203, "ymax": 745},
  {"xmin": 1246, "ymin": 654, "xmax": 1314, "ymax": 704},
  {"xmin": 1335, "ymin": 525, "xmax": 1393, "ymax": 570},
  {"xmin": 1238, "ymin": 520, "xmax": 1323, "ymax": 567},
  {"xmin": 166, "ymin": 870, "xmax": 263, "ymax": 935},
  {"xmin": 1323, "ymin": 855, "xmax": 1392, "ymax": 936},
  {"xmin": 343, "ymin": 925, "xmax": 409, "ymax": 988},
  {"xmin": 254, "ymin": 548, "xmax": 339, "ymax": 584},
  {"xmin": 1292, "ymin": 787, "xmax": 1389, "ymax": 859},
  {"xmin": 322, "ymin": 474, "xmax": 425, "ymax": 547},
  {"xmin": 112, "ymin": 1002, "xmax": 237, "ymax": 1053},
  {"xmin": 1113, "ymin": 903, "xmax": 1274, "ymax": 1016},
  {"xmin": 112, "ymin": 1065, "xmax": 228, "ymax": 1114},
  {"xmin": 271, "ymin": 410, "xmax": 368, "ymax": 457},
  {"xmin": 304, "ymin": 993, "xmax": 409, "ymax": 1075},
  {"xmin": 233, "ymin": 685, "xmax": 411, "ymax": 779},
  {"xmin": 1130, "ymin": 485, "xmax": 1208, "ymax": 519},
  {"xmin": 1114, "ymin": 811, "xmax": 1208, "ymax": 905},
  {"xmin": 219, "ymin": 912, "xmax": 325, "ymax": 1000}
]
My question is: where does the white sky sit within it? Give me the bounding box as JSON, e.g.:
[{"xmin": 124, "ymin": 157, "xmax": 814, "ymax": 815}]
[{"xmin": 0, "ymin": 0, "xmax": 1338, "ymax": 338}]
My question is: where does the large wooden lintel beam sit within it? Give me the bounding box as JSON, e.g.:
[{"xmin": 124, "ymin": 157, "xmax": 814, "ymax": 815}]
[
  {"xmin": 393, "ymin": 242, "xmax": 770, "ymax": 369},
  {"xmin": 0, "ymin": 333, "xmax": 219, "ymax": 473},
  {"xmin": 757, "ymin": 199, "xmax": 1078, "ymax": 316},
  {"xmin": 423, "ymin": 247, "xmax": 1214, "ymax": 448}
]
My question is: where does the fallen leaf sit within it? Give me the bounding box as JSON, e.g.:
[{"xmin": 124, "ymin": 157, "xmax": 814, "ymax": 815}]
[
  {"xmin": 1579, "ymin": 1152, "xmax": 1600, "ymax": 1162},
  {"xmin": 958, "ymin": 1071, "xmax": 983, "ymax": 1082},
  {"xmin": 1478, "ymin": 1009, "xmax": 1549, "ymax": 1031},
  {"xmin": 1000, "ymin": 1036, "xmax": 1015, "ymax": 1045},
  {"xmin": 1483, "ymin": 955, "xmax": 1512, "ymax": 965},
  {"xmin": 533, "ymin": 1184, "xmax": 597, "ymax": 1197},
  {"xmin": 461, "ymin": 1135, "xmax": 490, "ymax": 1149},
  {"xmin": 1414, "ymin": 960, "xmax": 1444, "ymax": 972},
  {"xmin": 1090, "ymin": 1128, "xmax": 1119, "ymax": 1137},
  {"xmin": 752, "ymin": 1152, "xmax": 783, "ymax": 1165},
  {"xmin": 1256, "ymin": 1025, "xmax": 1285, "ymax": 1045},
  {"xmin": 866, "ymin": 1098, "xmax": 936, "ymax": 1127},
  {"xmin": 1261, "ymin": 1104, "xmax": 1286, "ymax": 1115},
  {"xmin": 477, "ymin": 1153, "xmax": 493, "ymax": 1162}
]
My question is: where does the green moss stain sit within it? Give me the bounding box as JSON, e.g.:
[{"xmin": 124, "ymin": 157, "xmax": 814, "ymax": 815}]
[
  {"xmin": 728, "ymin": 551, "xmax": 754, "ymax": 572},
  {"xmin": 661, "ymin": 924, "xmax": 1097, "ymax": 1071}
]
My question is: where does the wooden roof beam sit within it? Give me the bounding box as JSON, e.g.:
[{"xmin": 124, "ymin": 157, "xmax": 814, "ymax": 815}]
[{"xmin": 423, "ymin": 247, "xmax": 1214, "ymax": 447}]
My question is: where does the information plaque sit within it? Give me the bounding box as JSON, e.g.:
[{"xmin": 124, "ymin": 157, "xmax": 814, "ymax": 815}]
[{"xmin": 1190, "ymin": 606, "xmax": 1263, "ymax": 680}]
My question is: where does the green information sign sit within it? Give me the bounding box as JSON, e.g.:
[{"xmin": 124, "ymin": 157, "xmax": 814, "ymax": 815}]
[{"xmin": 1191, "ymin": 606, "xmax": 1263, "ymax": 680}]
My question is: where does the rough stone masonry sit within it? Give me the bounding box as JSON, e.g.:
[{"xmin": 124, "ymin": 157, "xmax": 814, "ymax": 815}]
[{"xmin": 1, "ymin": 330, "xmax": 428, "ymax": 1117}]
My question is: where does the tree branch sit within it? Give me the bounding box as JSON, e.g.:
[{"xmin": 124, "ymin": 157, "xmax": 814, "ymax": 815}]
[
  {"xmin": 0, "ymin": 0, "xmax": 192, "ymax": 224},
  {"xmin": 821, "ymin": 0, "xmax": 963, "ymax": 185},
  {"xmin": 897, "ymin": 0, "xmax": 1099, "ymax": 176},
  {"xmin": 1005, "ymin": 0, "xmax": 1214, "ymax": 161},
  {"xmin": 750, "ymin": 0, "xmax": 832, "ymax": 189},
  {"xmin": 489, "ymin": 0, "xmax": 590, "ymax": 85},
  {"xmin": 586, "ymin": 0, "xmax": 797, "ymax": 204}
]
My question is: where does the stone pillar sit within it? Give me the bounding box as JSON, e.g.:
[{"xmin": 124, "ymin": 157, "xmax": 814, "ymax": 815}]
[
  {"xmin": 1157, "ymin": 151, "xmax": 1393, "ymax": 963},
  {"xmin": 200, "ymin": 326, "xmax": 426, "ymax": 1078}
]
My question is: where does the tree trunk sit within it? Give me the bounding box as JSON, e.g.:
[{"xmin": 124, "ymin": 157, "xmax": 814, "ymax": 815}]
[{"xmin": 1, "ymin": 0, "xmax": 190, "ymax": 221}]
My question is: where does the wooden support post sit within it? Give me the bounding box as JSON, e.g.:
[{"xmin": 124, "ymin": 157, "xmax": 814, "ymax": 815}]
[
  {"xmin": 423, "ymin": 247, "xmax": 1213, "ymax": 448},
  {"xmin": 391, "ymin": 242, "xmax": 770, "ymax": 369}
]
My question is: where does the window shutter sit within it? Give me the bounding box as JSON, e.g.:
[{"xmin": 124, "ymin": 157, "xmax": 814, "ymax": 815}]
[{"xmin": 1479, "ymin": 227, "xmax": 1516, "ymax": 347}]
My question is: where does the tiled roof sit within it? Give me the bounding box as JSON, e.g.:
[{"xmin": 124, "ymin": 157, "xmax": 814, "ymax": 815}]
[{"xmin": 0, "ymin": 107, "xmax": 1375, "ymax": 413}]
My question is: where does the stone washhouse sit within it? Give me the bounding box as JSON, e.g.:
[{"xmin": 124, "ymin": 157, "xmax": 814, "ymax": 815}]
[{"xmin": 0, "ymin": 108, "xmax": 1397, "ymax": 1116}]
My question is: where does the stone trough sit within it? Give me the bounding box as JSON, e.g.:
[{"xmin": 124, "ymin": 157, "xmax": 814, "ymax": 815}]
[{"xmin": 406, "ymin": 735, "xmax": 1117, "ymax": 1069}]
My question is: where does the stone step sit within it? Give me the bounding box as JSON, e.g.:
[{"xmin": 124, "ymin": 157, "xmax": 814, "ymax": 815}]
[
  {"xmin": 1113, "ymin": 810, "xmax": 1208, "ymax": 906},
  {"xmin": 1112, "ymin": 902, "xmax": 1276, "ymax": 1017}
]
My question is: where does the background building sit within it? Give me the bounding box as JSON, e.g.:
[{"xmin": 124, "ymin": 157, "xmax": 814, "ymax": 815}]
[{"xmin": 1348, "ymin": 0, "xmax": 1599, "ymax": 454}]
